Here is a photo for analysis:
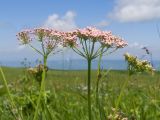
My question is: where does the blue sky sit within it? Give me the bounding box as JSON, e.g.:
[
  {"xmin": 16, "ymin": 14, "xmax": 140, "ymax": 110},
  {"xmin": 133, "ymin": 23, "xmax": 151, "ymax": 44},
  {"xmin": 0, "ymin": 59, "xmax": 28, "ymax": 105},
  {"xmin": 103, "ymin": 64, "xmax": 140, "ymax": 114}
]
[{"xmin": 0, "ymin": 0, "xmax": 160, "ymax": 61}]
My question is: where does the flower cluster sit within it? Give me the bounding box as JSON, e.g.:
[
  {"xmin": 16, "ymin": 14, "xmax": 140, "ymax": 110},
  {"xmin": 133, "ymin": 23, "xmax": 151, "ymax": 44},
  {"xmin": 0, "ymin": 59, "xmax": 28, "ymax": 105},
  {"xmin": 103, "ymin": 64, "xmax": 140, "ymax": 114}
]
[
  {"xmin": 32, "ymin": 28, "xmax": 62, "ymax": 41},
  {"xmin": 63, "ymin": 27, "xmax": 127, "ymax": 48},
  {"xmin": 17, "ymin": 27, "xmax": 127, "ymax": 50},
  {"xmin": 61, "ymin": 32, "xmax": 77, "ymax": 47},
  {"xmin": 17, "ymin": 28, "xmax": 65, "ymax": 55},
  {"xmin": 17, "ymin": 28, "xmax": 63, "ymax": 44},
  {"xmin": 17, "ymin": 30, "xmax": 32, "ymax": 44},
  {"xmin": 108, "ymin": 108, "xmax": 128, "ymax": 120},
  {"xmin": 124, "ymin": 53, "xmax": 154, "ymax": 74},
  {"xmin": 27, "ymin": 64, "xmax": 48, "ymax": 83},
  {"xmin": 44, "ymin": 40, "xmax": 57, "ymax": 51},
  {"xmin": 27, "ymin": 64, "xmax": 48, "ymax": 74},
  {"xmin": 59, "ymin": 27, "xmax": 127, "ymax": 48}
]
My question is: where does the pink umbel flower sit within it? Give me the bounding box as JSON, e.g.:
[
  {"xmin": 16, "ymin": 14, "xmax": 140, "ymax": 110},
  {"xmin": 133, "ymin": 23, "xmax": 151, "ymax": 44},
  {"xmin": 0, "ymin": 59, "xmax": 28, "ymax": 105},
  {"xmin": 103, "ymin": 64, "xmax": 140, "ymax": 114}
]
[
  {"xmin": 62, "ymin": 27, "xmax": 127, "ymax": 59},
  {"xmin": 63, "ymin": 27, "xmax": 127, "ymax": 49},
  {"xmin": 33, "ymin": 28, "xmax": 50, "ymax": 40},
  {"xmin": 17, "ymin": 28, "xmax": 65, "ymax": 55},
  {"xmin": 17, "ymin": 30, "xmax": 32, "ymax": 44},
  {"xmin": 61, "ymin": 31, "xmax": 77, "ymax": 47}
]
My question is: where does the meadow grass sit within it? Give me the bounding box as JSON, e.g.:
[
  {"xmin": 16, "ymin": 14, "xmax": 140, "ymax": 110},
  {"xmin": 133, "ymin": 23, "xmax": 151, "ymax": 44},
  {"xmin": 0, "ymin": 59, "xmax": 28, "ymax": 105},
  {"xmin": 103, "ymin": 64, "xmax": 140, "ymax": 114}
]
[{"xmin": 0, "ymin": 67, "xmax": 160, "ymax": 120}]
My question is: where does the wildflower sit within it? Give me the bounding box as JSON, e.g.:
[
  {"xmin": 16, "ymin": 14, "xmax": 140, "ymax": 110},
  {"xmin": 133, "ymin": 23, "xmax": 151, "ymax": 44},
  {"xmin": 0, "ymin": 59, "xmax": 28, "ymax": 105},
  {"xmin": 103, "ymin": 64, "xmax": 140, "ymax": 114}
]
[
  {"xmin": 61, "ymin": 32, "xmax": 77, "ymax": 47},
  {"xmin": 33, "ymin": 28, "xmax": 49, "ymax": 41},
  {"xmin": 27, "ymin": 67, "xmax": 38, "ymax": 74},
  {"xmin": 17, "ymin": 28, "xmax": 65, "ymax": 55},
  {"xmin": 17, "ymin": 30, "xmax": 31, "ymax": 44},
  {"xmin": 27, "ymin": 64, "xmax": 48, "ymax": 83},
  {"xmin": 108, "ymin": 108, "xmax": 129, "ymax": 120},
  {"xmin": 124, "ymin": 53, "xmax": 154, "ymax": 75},
  {"xmin": 36, "ymin": 64, "xmax": 48, "ymax": 72},
  {"xmin": 66, "ymin": 27, "xmax": 127, "ymax": 49},
  {"xmin": 122, "ymin": 118, "xmax": 128, "ymax": 120}
]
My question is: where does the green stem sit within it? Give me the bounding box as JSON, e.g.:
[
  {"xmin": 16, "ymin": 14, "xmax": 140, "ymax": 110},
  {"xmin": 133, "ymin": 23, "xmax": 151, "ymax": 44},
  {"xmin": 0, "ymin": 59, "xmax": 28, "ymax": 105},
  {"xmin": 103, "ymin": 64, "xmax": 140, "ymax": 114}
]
[
  {"xmin": 96, "ymin": 48, "xmax": 103, "ymax": 100},
  {"xmin": 80, "ymin": 38, "xmax": 87, "ymax": 55},
  {"xmin": 33, "ymin": 55, "xmax": 47, "ymax": 120},
  {"xmin": 87, "ymin": 59, "xmax": 92, "ymax": 120},
  {"xmin": 90, "ymin": 41, "xmax": 95, "ymax": 59},
  {"xmin": 85, "ymin": 40, "xmax": 89, "ymax": 57},
  {"xmin": 29, "ymin": 44, "xmax": 43, "ymax": 56},
  {"xmin": 96, "ymin": 47, "xmax": 107, "ymax": 120},
  {"xmin": 72, "ymin": 48, "xmax": 86, "ymax": 58},
  {"xmin": 41, "ymin": 40, "xmax": 46, "ymax": 55}
]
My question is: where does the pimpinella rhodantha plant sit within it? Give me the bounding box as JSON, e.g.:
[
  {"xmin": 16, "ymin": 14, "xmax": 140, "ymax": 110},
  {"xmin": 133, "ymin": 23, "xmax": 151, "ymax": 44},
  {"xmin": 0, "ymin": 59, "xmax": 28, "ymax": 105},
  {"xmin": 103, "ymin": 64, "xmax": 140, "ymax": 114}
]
[
  {"xmin": 63, "ymin": 27, "xmax": 127, "ymax": 120},
  {"xmin": 17, "ymin": 28, "xmax": 64, "ymax": 120}
]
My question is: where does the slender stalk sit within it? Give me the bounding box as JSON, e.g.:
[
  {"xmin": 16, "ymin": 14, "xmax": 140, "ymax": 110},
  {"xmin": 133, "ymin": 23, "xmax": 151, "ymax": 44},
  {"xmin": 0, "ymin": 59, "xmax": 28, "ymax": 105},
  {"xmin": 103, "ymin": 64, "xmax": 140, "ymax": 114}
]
[
  {"xmin": 90, "ymin": 41, "xmax": 95, "ymax": 58},
  {"xmin": 0, "ymin": 67, "xmax": 20, "ymax": 120},
  {"xmin": 96, "ymin": 47, "xmax": 107, "ymax": 120},
  {"xmin": 33, "ymin": 55, "xmax": 47, "ymax": 120},
  {"xmin": 41, "ymin": 40, "xmax": 46, "ymax": 55},
  {"xmin": 29, "ymin": 44, "xmax": 43, "ymax": 56},
  {"xmin": 85, "ymin": 40, "xmax": 89, "ymax": 57},
  {"xmin": 96, "ymin": 47, "xmax": 104, "ymax": 93},
  {"xmin": 80, "ymin": 38, "xmax": 87, "ymax": 54},
  {"xmin": 72, "ymin": 48, "xmax": 86, "ymax": 58},
  {"xmin": 87, "ymin": 59, "xmax": 92, "ymax": 120}
]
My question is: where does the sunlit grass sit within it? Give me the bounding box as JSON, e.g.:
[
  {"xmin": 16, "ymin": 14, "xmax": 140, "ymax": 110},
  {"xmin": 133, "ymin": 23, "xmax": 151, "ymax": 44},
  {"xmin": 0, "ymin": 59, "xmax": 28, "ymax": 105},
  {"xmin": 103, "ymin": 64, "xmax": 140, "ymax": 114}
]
[{"xmin": 0, "ymin": 67, "xmax": 159, "ymax": 119}]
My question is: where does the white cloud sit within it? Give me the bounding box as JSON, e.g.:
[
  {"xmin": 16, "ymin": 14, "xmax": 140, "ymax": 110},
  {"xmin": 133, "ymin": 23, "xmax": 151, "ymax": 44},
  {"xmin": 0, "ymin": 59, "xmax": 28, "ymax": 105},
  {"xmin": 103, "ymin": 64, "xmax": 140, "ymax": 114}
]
[
  {"xmin": 109, "ymin": 0, "xmax": 160, "ymax": 22},
  {"xmin": 128, "ymin": 42, "xmax": 148, "ymax": 49},
  {"xmin": 43, "ymin": 11, "xmax": 77, "ymax": 31},
  {"xmin": 17, "ymin": 45, "xmax": 26, "ymax": 50},
  {"xmin": 95, "ymin": 20, "xmax": 109, "ymax": 28}
]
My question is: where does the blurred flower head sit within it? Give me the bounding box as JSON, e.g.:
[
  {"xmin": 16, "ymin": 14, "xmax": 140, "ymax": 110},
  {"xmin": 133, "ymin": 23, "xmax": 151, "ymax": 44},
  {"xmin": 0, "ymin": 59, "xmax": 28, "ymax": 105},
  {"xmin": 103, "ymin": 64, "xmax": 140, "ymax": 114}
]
[
  {"xmin": 124, "ymin": 53, "xmax": 154, "ymax": 75},
  {"xmin": 17, "ymin": 30, "xmax": 32, "ymax": 44}
]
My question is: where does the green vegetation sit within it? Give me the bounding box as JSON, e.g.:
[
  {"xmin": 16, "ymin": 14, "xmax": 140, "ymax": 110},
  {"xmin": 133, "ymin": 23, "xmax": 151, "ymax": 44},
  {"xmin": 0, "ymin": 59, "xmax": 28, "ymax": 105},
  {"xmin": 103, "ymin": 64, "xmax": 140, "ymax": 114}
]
[{"xmin": 0, "ymin": 67, "xmax": 159, "ymax": 120}]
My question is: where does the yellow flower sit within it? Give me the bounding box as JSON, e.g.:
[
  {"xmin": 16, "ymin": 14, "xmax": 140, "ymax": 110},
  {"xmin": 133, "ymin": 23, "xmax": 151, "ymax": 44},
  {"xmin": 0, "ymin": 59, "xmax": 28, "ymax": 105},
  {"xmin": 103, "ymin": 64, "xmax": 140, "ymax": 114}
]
[{"xmin": 124, "ymin": 53, "xmax": 154, "ymax": 75}]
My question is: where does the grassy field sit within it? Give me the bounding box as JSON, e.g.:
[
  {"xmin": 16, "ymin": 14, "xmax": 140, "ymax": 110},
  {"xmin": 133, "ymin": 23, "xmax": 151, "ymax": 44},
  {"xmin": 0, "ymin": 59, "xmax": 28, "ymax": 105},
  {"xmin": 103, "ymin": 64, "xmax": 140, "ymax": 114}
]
[{"xmin": 0, "ymin": 67, "xmax": 160, "ymax": 120}]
